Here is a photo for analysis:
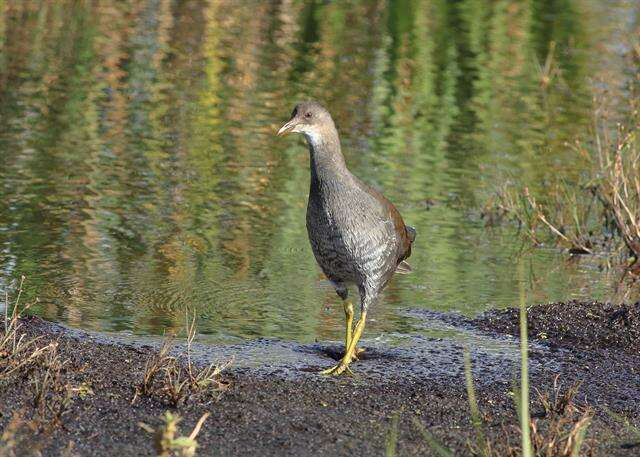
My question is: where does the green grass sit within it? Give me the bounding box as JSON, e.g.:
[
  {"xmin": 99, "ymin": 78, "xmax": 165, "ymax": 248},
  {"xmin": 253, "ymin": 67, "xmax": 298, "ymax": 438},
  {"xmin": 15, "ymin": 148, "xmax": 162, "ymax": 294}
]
[
  {"xmin": 518, "ymin": 261, "xmax": 533, "ymax": 457},
  {"xmin": 139, "ymin": 411, "xmax": 210, "ymax": 457}
]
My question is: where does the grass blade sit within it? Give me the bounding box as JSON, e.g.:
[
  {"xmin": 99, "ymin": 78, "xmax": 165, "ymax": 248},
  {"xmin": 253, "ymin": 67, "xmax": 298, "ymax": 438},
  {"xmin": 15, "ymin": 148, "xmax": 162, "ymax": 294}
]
[
  {"xmin": 411, "ymin": 417, "xmax": 454, "ymax": 457},
  {"xmin": 385, "ymin": 412, "xmax": 399, "ymax": 457},
  {"xmin": 571, "ymin": 416, "xmax": 591, "ymax": 457},
  {"xmin": 464, "ymin": 347, "xmax": 488, "ymax": 455},
  {"xmin": 518, "ymin": 260, "xmax": 533, "ymax": 457}
]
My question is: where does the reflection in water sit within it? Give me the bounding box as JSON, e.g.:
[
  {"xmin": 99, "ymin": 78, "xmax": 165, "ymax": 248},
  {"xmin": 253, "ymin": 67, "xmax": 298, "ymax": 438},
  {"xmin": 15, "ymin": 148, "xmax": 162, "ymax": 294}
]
[{"xmin": 0, "ymin": 0, "xmax": 638, "ymax": 343}]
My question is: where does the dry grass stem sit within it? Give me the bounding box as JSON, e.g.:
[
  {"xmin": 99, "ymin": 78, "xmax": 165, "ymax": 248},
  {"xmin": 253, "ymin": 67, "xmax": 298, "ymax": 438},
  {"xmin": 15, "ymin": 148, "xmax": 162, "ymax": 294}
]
[
  {"xmin": 135, "ymin": 310, "xmax": 231, "ymax": 406},
  {"xmin": 530, "ymin": 377, "xmax": 594, "ymax": 457},
  {"xmin": 483, "ymin": 112, "xmax": 640, "ymax": 277},
  {"xmin": 1, "ymin": 277, "xmax": 58, "ymax": 382}
]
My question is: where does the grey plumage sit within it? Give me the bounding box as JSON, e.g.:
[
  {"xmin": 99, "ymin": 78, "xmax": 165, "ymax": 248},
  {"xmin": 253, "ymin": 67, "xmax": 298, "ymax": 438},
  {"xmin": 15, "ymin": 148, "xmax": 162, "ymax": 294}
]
[{"xmin": 279, "ymin": 101, "xmax": 415, "ymax": 313}]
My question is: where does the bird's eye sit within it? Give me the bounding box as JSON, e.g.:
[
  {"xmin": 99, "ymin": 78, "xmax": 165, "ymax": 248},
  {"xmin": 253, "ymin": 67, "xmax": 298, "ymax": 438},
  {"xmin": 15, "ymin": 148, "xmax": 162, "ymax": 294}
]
[{"xmin": 305, "ymin": 112, "xmax": 312, "ymax": 119}]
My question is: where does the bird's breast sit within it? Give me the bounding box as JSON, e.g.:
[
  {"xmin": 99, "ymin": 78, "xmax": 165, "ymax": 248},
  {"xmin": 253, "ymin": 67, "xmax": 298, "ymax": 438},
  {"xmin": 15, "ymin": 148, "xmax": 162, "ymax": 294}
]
[{"xmin": 306, "ymin": 192, "xmax": 399, "ymax": 283}]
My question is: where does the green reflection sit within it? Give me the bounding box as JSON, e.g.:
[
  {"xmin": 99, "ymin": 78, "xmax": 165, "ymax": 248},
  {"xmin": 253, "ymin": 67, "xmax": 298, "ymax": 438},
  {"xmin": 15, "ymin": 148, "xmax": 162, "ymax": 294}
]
[{"xmin": 0, "ymin": 0, "xmax": 636, "ymax": 343}]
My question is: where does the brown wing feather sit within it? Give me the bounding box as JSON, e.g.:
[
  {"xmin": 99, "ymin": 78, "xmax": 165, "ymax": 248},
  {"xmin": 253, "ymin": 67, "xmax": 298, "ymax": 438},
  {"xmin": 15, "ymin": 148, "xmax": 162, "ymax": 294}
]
[{"xmin": 354, "ymin": 180, "xmax": 416, "ymax": 266}]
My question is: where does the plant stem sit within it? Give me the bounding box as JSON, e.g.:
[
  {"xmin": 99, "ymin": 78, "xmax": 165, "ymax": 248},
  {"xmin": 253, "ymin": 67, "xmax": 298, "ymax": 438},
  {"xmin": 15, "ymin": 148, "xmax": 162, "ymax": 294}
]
[{"xmin": 518, "ymin": 260, "xmax": 532, "ymax": 457}]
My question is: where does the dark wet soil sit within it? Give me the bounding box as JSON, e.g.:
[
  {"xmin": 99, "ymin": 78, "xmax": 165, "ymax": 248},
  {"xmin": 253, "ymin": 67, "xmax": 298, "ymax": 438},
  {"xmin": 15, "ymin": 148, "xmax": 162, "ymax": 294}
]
[
  {"xmin": 475, "ymin": 300, "xmax": 640, "ymax": 355},
  {"xmin": 1, "ymin": 301, "xmax": 639, "ymax": 456}
]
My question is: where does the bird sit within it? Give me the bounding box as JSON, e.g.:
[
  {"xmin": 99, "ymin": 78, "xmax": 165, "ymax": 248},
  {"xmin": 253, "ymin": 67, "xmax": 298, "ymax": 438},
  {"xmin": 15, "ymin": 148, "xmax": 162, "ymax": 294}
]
[{"xmin": 277, "ymin": 101, "xmax": 416, "ymax": 376}]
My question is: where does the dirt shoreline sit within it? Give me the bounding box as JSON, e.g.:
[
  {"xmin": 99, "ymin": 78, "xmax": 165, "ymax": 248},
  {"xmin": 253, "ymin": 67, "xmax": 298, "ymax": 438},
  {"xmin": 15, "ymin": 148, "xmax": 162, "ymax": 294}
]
[{"xmin": 1, "ymin": 301, "xmax": 639, "ymax": 456}]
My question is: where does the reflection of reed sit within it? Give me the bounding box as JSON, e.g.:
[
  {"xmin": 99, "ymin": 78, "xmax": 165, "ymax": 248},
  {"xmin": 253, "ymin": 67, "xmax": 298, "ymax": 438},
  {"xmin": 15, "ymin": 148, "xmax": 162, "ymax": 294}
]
[
  {"xmin": 0, "ymin": 0, "xmax": 637, "ymax": 340},
  {"xmin": 95, "ymin": 2, "xmax": 138, "ymax": 156}
]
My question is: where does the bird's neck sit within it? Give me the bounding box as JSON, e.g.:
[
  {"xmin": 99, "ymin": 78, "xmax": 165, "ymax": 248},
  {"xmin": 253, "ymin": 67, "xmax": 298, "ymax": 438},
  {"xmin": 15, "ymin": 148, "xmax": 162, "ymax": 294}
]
[{"xmin": 305, "ymin": 127, "xmax": 349, "ymax": 188}]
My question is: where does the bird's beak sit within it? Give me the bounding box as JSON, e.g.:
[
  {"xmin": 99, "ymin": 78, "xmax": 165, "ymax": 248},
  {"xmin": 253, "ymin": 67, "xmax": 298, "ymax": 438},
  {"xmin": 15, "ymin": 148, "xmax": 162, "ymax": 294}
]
[{"xmin": 277, "ymin": 119, "xmax": 297, "ymax": 136}]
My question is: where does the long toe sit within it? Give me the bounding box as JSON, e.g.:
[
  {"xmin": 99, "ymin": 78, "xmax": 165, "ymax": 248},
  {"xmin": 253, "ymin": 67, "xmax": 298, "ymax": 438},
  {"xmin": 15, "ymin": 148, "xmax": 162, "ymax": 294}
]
[{"xmin": 320, "ymin": 363, "xmax": 354, "ymax": 377}]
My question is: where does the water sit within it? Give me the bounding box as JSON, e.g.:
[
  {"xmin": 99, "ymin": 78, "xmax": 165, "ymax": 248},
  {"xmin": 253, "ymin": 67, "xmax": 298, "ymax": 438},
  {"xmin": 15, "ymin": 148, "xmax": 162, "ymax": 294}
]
[{"xmin": 0, "ymin": 0, "xmax": 638, "ymax": 344}]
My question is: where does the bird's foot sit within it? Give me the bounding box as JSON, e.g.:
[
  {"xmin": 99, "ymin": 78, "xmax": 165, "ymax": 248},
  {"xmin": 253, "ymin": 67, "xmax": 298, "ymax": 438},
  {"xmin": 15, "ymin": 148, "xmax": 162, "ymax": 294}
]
[
  {"xmin": 323, "ymin": 310, "xmax": 367, "ymax": 377},
  {"xmin": 320, "ymin": 361, "xmax": 354, "ymax": 377},
  {"xmin": 344, "ymin": 347, "xmax": 365, "ymax": 362}
]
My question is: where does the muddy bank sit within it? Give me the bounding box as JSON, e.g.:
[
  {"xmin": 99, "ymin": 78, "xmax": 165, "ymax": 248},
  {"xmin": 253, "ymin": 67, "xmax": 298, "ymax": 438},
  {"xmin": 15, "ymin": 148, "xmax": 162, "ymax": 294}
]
[
  {"xmin": 0, "ymin": 302, "xmax": 639, "ymax": 456},
  {"xmin": 474, "ymin": 300, "xmax": 640, "ymax": 354}
]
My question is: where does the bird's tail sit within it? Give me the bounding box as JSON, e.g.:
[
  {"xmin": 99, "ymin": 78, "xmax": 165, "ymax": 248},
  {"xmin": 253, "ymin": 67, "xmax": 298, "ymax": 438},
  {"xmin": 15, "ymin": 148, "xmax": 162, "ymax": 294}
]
[
  {"xmin": 395, "ymin": 260, "xmax": 413, "ymax": 274},
  {"xmin": 406, "ymin": 225, "xmax": 416, "ymax": 243}
]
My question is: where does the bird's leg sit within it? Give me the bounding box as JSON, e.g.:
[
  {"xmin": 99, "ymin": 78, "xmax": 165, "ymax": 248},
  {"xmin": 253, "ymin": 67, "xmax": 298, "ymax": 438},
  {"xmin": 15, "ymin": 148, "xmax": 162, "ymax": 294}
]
[
  {"xmin": 321, "ymin": 311, "xmax": 367, "ymax": 376},
  {"xmin": 346, "ymin": 311, "xmax": 367, "ymax": 358},
  {"xmin": 344, "ymin": 301, "xmax": 354, "ymax": 351},
  {"xmin": 342, "ymin": 302, "xmax": 364, "ymax": 361}
]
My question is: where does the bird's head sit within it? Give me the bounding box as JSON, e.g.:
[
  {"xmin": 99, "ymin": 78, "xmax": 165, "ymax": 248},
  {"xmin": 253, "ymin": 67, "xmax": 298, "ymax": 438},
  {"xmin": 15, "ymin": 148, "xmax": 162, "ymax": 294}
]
[{"xmin": 276, "ymin": 101, "xmax": 336, "ymax": 144}]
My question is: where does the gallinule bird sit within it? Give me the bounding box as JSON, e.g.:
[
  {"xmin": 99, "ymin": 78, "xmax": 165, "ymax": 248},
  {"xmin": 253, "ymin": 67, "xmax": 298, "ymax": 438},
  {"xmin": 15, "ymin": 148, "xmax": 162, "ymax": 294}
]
[{"xmin": 277, "ymin": 101, "xmax": 416, "ymax": 376}]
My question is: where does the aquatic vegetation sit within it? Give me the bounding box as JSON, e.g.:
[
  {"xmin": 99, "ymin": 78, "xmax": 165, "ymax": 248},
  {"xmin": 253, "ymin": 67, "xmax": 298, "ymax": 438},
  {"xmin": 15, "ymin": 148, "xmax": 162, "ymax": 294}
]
[
  {"xmin": 593, "ymin": 123, "xmax": 640, "ymax": 269},
  {"xmin": 482, "ymin": 27, "xmax": 640, "ymax": 288},
  {"xmin": 484, "ymin": 115, "xmax": 640, "ymax": 275}
]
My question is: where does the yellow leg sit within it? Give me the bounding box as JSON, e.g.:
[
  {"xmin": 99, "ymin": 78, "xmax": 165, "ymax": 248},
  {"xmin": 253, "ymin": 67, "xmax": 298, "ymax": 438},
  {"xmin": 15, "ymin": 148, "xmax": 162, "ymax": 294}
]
[
  {"xmin": 343, "ymin": 302, "xmax": 364, "ymax": 361},
  {"xmin": 321, "ymin": 311, "xmax": 367, "ymax": 376},
  {"xmin": 344, "ymin": 301, "xmax": 354, "ymax": 350}
]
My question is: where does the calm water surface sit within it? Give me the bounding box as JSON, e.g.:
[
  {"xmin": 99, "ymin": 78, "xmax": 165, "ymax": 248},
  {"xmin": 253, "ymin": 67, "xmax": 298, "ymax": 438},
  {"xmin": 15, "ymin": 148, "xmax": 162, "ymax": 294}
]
[{"xmin": 1, "ymin": 0, "xmax": 638, "ymax": 343}]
